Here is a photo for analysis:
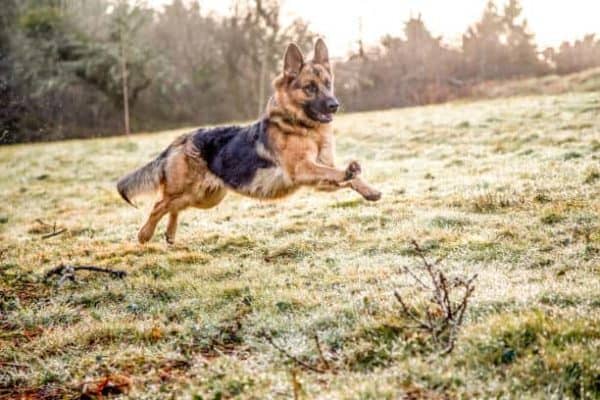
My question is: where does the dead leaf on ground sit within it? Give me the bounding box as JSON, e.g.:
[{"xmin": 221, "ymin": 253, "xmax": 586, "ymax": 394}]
[{"xmin": 79, "ymin": 374, "xmax": 132, "ymax": 399}]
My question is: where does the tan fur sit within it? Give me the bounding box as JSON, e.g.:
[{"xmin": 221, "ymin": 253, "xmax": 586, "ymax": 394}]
[{"xmin": 124, "ymin": 40, "xmax": 381, "ymax": 244}]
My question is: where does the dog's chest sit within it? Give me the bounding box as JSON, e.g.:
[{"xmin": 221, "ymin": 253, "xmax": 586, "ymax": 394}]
[
  {"xmin": 241, "ymin": 164, "xmax": 296, "ymax": 199},
  {"xmin": 316, "ymin": 132, "xmax": 336, "ymax": 166},
  {"xmin": 241, "ymin": 129, "xmax": 335, "ymax": 198}
]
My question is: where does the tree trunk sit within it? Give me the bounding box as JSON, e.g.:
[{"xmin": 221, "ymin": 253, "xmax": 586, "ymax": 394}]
[
  {"xmin": 257, "ymin": 49, "xmax": 267, "ymax": 117},
  {"xmin": 120, "ymin": 26, "xmax": 130, "ymax": 136}
]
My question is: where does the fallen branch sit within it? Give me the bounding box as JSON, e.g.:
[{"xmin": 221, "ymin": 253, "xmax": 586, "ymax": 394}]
[
  {"xmin": 41, "ymin": 228, "xmax": 67, "ymax": 240},
  {"xmin": 259, "ymin": 332, "xmax": 326, "ymax": 374},
  {"xmin": 45, "ymin": 264, "xmax": 127, "ymax": 286},
  {"xmin": 35, "ymin": 219, "xmax": 67, "ymax": 240},
  {"xmin": 34, "ymin": 219, "xmax": 52, "ymax": 228}
]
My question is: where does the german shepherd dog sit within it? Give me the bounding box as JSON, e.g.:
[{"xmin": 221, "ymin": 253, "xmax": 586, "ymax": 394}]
[{"xmin": 117, "ymin": 39, "xmax": 381, "ymax": 244}]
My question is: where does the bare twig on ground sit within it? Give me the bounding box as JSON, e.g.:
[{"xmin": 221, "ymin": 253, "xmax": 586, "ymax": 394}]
[
  {"xmin": 34, "ymin": 219, "xmax": 52, "ymax": 227},
  {"xmin": 394, "ymin": 240, "xmax": 477, "ymax": 354},
  {"xmin": 259, "ymin": 331, "xmax": 327, "ymax": 374},
  {"xmin": 313, "ymin": 333, "xmax": 331, "ymax": 370},
  {"xmin": 41, "ymin": 228, "xmax": 67, "ymax": 240},
  {"xmin": 35, "ymin": 219, "xmax": 67, "ymax": 239},
  {"xmin": 45, "ymin": 264, "xmax": 127, "ymax": 286}
]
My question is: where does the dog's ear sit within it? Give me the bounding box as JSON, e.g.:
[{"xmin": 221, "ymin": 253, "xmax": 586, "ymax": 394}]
[
  {"xmin": 313, "ymin": 38, "xmax": 330, "ymax": 70},
  {"xmin": 283, "ymin": 43, "xmax": 304, "ymax": 78}
]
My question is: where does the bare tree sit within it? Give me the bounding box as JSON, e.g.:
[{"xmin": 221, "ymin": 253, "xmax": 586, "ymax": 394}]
[{"xmin": 118, "ymin": 14, "xmax": 130, "ymax": 135}]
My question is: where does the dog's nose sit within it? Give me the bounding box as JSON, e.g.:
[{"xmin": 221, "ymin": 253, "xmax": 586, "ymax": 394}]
[{"xmin": 326, "ymin": 98, "xmax": 339, "ymax": 113}]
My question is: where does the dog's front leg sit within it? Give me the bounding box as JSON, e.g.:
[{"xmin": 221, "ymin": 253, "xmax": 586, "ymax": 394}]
[
  {"xmin": 294, "ymin": 160, "xmax": 361, "ymax": 186},
  {"xmin": 315, "ymin": 177, "xmax": 381, "ymax": 201},
  {"xmin": 338, "ymin": 177, "xmax": 382, "ymax": 201},
  {"xmin": 295, "ymin": 160, "xmax": 381, "ymax": 201}
]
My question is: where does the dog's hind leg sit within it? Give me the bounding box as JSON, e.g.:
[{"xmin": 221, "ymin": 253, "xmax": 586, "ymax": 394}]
[
  {"xmin": 138, "ymin": 195, "xmax": 190, "ymax": 244},
  {"xmin": 138, "ymin": 198, "xmax": 169, "ymax": 244},
  {"xmin": 165, "ymin": 197, "xmax": 197, "ymax": 244},
  {"xmin": 165, "ymin": 212, "xmax": 179, "ymax": 244},
  {"xmin": 194, "ymin": 188, "xmax": 227, "ymax": 210},
  {"xmin": 163, "ymin": 187, "xmax": 226, "ymax": 244}
]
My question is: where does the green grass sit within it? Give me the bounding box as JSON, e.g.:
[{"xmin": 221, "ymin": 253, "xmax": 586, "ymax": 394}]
[{"xmin": 1, "ymin": 92, "xmax": 600, "ymax": 399}]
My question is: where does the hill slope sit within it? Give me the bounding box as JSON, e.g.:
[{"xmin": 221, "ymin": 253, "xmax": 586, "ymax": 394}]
[
  {"xmin": 1, "ymin": 92, "xmax": 599, "ymax": 399},
  {"xmin": 473, "ymin": 67, "xmax": 600, "ymax": 99}
]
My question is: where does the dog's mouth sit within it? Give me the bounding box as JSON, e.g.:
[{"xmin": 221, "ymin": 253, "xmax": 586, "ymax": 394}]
[
  {"xmin": 314, "ymin": 111, "xmax": 333, "ymax": 123},
  {"xmin": 305, "ymin": 107, "xmax": 334, "ymax": 123}
]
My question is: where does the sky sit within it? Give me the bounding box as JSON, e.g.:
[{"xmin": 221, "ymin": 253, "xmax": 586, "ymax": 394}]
[{"xmin": 147, "ymin": 0, "xmax": 600, "ymax": 58}]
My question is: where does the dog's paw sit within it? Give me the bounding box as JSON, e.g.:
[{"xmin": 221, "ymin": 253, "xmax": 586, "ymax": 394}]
[
  {"xmin": 138, "ymin": 228, "xmax": 152, "ymax": 244},
  {"xmin": 363, "ymin": 189, "xmax": 382, "ymax": 202},
  {"xmin": 165, "ymin": 234, "xmax": 175, "ymax": 245},
  {"xmin": 344, "ymin": 161, "xmax": 362, "ymax": 180}
]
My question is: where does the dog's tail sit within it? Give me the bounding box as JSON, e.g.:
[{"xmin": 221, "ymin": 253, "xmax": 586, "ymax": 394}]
[{"xmin": 117, "ymin": 149, "xmax": 168, "ymax": 207}]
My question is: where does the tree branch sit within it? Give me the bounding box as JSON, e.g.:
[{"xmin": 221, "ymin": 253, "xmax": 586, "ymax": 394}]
[{"xmin": 45, "ymin": 264, "xmax": 127, "ymax": 284}]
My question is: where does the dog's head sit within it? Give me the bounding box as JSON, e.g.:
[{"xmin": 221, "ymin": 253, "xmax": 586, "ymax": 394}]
[{"xmin": 272, "ymin": 39, "xmax": 338, "ymax": 125}]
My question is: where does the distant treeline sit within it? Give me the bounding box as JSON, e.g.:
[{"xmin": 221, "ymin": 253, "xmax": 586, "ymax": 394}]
[{"xmin": 1, "ymin": 0, "xmax": 600, "ymax": 143}]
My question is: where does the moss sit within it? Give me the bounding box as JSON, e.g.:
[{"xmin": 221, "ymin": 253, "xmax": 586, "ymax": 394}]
[
  {"xmin": 264, "ymin": 241, "xmax": 320, "ymax": 261},
  {"xmin": 167, "ymin": 252, "xmax": 212, "ymax": 265},
  {"xmin": 209, "ymin": 235, "xmax": 258, "ymax": 256},
  {"xmin": 430, "ymin": 216, "xmax": 470, "ymax": 230},
  {"xmin": 331, "ymin": 199, "xmax": 363, "ymax": 209},
  {"xmin": 464, "ymin": 241, "xmax": 523, "ymax": 263},
  {"xmin": 533, "ymin": 192, "xmax": 552, "ymax": 203},
  {"xmin": 68, "ymin": 290, "xmax": 127, "ymax": 308},
  {"xmin": 563, "ymin": 151, "xmax": 583, "ymax": 160},
  {"xmin": 464, "ymin": 311, "xmax": 600, "ymax": 395},
  {"xmin": 141, "ymin": 264, "xmax": 176, "ymax": 279},
  {"xmin": 346, "ymin": 322, "xmax": 405, "ymax": 371},
  {"xmin": 469, "ymin": 191, "xmax": 519, "ymax": 213},
  {"xmin": 561, "ymin": 123, "xmax": 594, "ymax": 131},
  {"xmin": 584, "ymin": 169, "xmax": 600, "ymax": 184},
  {"xmin": 540, "ymin": 212, "xmax": 565, "ymax": 225}
]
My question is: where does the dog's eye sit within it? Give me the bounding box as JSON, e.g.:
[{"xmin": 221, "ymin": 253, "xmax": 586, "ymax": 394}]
[
  {"xmin": 304, "ymin": 84, "xmax": 317, "ymax": 95},
  {"xmin": 324, "ymin": 81, "xmax": 331, "ymax": 89}
]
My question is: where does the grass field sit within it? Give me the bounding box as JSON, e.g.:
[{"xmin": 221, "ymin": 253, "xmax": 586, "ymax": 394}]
[{"xmin": 1, "ymin": 91, "xmax": 600, "ymax": 399}]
